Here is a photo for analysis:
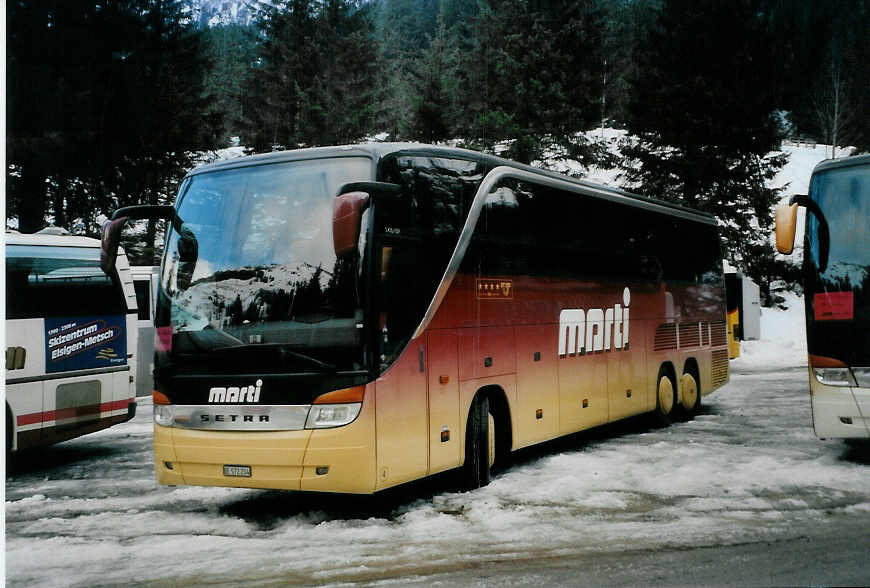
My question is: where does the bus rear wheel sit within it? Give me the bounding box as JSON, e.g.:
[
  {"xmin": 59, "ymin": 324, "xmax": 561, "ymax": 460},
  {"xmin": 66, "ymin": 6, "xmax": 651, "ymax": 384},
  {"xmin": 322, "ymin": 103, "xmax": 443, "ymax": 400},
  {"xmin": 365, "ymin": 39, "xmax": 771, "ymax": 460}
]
[
  {"xmin": 676, "ymin": 370, "xmax": 701, "ymax": 421},
  {"xmin": 654, "ymin": 368, "xmax": 677, "ymax": 426},
  {"xmin": 462, "ymin": 395, "xmax": 493, "ymax": 490}
]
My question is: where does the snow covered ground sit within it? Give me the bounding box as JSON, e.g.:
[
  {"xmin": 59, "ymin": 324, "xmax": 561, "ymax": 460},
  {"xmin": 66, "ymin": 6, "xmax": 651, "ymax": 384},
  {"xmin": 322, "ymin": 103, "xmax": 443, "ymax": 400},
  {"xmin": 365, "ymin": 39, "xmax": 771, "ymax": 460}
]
[
  {"xmin": 731, "ymin": 291, "xmax": 807, "ymax": 371},
  {"xmin": 6, "ymin": 301, "xmax": 870, "ymax": 586},
  {"xmin": 6, "ymin": 139, "xmax": 865, "ymax": 586}
]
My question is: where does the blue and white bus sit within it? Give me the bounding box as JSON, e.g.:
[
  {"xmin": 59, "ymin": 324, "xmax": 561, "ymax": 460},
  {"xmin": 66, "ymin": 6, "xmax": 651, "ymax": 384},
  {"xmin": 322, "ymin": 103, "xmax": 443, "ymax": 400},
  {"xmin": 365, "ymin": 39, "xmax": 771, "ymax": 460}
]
[{"xmin": 5, "ymin": 230, "xmax": 139, "ymax": 453}]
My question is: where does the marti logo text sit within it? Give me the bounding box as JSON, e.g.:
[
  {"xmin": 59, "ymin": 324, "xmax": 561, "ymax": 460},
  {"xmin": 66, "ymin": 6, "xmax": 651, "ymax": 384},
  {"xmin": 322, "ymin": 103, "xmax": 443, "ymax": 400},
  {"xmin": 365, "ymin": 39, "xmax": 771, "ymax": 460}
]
[
  {"xmin": 208, "ymin": 379, "xmax": 263, "ymax": 403},
  {"xmin": 558, "ymin": 287, "xmax": 630, "ymax": 357}
]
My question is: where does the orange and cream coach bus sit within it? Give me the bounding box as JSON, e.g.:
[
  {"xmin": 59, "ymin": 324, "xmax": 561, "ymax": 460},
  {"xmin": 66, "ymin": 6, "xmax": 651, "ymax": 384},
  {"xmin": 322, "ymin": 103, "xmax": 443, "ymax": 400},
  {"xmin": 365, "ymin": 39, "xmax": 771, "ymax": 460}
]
[
  {"xmin": 776, "ymin": 154, "xmax": 870, "ymax": 439},
  {"xmin": 101, "ymin": 144, "xmax": 729, "ymax": 492}
]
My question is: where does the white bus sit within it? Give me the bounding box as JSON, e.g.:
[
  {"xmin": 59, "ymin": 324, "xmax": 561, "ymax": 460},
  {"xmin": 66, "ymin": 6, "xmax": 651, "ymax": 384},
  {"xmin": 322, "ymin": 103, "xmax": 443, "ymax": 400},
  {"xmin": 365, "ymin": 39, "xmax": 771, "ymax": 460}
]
[
  {"xmin": 776, "ymin": 154, "xmax": 870, "ymax": 439},
  {"xmin": 131, "ymin": 265, "xmax": 159, "ymax": 397},
  {"xmin": 5, "ymin": 231, "xmax": 139, "ymax": 453}
]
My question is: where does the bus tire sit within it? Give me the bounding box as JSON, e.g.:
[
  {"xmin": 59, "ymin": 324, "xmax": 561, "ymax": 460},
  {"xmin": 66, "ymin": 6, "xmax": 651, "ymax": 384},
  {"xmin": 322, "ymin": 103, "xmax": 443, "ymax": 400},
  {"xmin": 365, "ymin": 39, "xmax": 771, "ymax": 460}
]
[
  {"xmin": 462, "ymin": 395, "xmax": 492, "ymax": 490},
  {"xmin": 676, "ymin": 367, "xmax": 701, "ymax": 421},
  {"xmin": 654, "ymin": 367, "xmax": 677, "ymax": 426}
]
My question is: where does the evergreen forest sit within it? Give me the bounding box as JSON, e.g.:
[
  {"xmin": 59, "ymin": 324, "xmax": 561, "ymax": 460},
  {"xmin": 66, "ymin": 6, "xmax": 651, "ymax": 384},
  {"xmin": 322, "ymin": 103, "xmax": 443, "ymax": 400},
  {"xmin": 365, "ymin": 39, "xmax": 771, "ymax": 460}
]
[{"xmin": 7, "ymin": 0, "xmax": 870, "ymax": 300}]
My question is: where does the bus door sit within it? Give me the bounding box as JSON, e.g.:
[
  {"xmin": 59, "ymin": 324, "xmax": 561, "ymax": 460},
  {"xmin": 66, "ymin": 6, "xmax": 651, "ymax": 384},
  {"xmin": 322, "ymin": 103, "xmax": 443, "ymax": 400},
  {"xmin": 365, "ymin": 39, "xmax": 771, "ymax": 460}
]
[
  {"xmin": 132, "ymin": 267, "xmax": 158, "ymax": 397},
  {"xmin": 372, "ymin": 224, "xmax": 429, "ymax": 488},
  {"xmin": 426, "ymin": 329, "xmax": 460, "ymax": 474}
]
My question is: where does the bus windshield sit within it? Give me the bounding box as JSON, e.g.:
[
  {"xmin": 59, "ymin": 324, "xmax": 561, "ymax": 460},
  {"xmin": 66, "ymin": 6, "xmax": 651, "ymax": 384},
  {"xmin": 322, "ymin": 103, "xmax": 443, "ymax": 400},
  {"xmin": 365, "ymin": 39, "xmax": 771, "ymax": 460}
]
[
  {"xmin": 806, "ymin": 163, "xmax": 870, "ymax": 366},
  {"xmin": 808, "ymin": 166, "xmax": 870, "ymax": 288},
  {"xmin": 157, "ymin": 157, "xmax": 373, "ymax": 373}
]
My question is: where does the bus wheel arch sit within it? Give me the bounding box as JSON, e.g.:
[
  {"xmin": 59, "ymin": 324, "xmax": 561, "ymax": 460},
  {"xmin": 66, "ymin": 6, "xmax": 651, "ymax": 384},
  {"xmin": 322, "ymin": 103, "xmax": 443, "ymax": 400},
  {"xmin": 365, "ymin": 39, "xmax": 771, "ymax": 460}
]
[
  {"xmin": 462, "ymin": 386, "xmax": 512, "ymax": 490},
  {"xmin": 480, "ymin": 385, "xmax": 512, "ymax": 470},
  {"xmin": 677, "ymin": 358, "xmax": 701, "ymax": 421},
  {"xmin": 654, "ymin": 362, "xmax": 678, "ymax": 426}
]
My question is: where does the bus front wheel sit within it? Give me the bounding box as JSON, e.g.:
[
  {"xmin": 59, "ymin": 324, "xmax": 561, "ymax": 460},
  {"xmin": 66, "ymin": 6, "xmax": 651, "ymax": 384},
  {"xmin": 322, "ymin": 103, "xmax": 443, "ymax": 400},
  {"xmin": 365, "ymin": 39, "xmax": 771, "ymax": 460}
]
[
  {"xmin": 462, "ymin": 395, "xmax": 493, "ymax": 490},
  {"xmin": 654, "ymin": 368, "xmax": 677, "ymax": 426}
]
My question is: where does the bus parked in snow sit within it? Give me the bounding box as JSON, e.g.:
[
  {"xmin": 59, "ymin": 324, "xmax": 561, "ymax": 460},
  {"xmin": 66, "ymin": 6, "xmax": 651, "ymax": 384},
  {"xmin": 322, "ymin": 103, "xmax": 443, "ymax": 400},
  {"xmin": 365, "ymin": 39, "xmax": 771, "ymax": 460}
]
[
  {"xmin": 131, "ymin": 265, "xmax": 159, "ymax": 397},
  {"xmin": 102, "ymin": 144, "xmax": 729, "ymax": 492},
  {"xmin": 5, "ymin": 230, "xmax": 138, "ymax": 453},
  {"xmin": 776, "ymin": 154, "xmax": 870, "ymax": 439}
]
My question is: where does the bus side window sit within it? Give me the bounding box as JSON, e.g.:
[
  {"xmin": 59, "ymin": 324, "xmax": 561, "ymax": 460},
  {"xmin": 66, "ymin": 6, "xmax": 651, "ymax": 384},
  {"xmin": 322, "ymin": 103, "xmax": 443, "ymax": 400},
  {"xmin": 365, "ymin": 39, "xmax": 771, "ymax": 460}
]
[
  {"xmin": 473, "ymin": 180, "xmax": 641, "ymax": 282},
  {"xmin": 134, "ymin": 279, "xmax": 151, "ymax": 321},
  {"xmin": 375, "ymin": 155, "xmax": 483, "ymax": 368}
]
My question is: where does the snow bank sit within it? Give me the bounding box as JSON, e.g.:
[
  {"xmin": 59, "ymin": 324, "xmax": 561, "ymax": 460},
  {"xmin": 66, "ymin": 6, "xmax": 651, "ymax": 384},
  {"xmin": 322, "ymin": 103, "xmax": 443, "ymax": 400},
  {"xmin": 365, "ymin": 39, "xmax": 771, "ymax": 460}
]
[{"xmin": 730, "ymin": 291, "xmax": 807, "ymax": 371}]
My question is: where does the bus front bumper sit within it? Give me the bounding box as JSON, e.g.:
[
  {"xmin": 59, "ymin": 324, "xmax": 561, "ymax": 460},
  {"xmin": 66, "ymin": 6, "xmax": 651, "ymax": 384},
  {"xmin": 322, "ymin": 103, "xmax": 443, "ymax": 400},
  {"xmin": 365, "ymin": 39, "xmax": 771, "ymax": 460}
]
[
  {"xmin": 154, "ymin": 397, "xmax": 377, "ymax": 493},
  {"xmin": 810, "ymin": 375, "xmax": 870, "ymax": 439}
]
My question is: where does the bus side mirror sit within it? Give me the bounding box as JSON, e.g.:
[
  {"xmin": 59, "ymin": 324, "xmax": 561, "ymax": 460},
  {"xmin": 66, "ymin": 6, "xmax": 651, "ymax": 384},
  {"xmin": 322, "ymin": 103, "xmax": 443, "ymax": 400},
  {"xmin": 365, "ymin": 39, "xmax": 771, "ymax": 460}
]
[
  {"xmin": 100, "ymin": 217, "xmax": 128, "ymax": 275},
  {"xmin": 775, "ymin": 201, "xmax": 799, "ymax": 254},
  {"xmin": 333, "ymin": 182, "xmax": 400, "ymax": 256},
  {"xmin": 100, "ymin": 204, "xmax": 176, "ymax": 274},
  {"xmin": 777, "ymin": 194, "xmax": 830, "ymax": 272},
  {"xmin": 333, "ymin": 192, "xmax": 370, "ymax": 257}
]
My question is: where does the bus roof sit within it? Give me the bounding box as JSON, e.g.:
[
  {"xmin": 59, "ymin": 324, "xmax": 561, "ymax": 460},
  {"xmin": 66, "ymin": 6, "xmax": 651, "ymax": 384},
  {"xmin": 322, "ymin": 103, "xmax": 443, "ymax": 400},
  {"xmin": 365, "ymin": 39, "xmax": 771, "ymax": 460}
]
[
  {"xmin": 5, "ymin": 232, "xmax": 101, "ymax": 249},
  {"xmin": 186, "ymin": 143, "xmax": 717, "ymax": 226},
  {"xmin": 812, "ymin": 153, "xmax": 870, "ymax": 175}
]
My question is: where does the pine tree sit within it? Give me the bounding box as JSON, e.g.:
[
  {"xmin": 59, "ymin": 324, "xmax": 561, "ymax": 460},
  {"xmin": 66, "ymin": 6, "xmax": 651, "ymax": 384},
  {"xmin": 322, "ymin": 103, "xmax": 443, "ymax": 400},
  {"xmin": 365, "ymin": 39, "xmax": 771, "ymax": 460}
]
[
  {"xmin": 457, "ymin": 0, "xmax": 604, "ymax": 163},
  {"xmin": 242, "ymin": 0, "xmax": 382, "ymax": 150},
  {"xmin": 7, "ymin": 0, "xmax": 217, "ymax": 246},
  {"xmin": 772, "ymin": 0, "xmax": 870, "ymax": 153},
  {"xmin": 202, "ymin": 23, "xmax": 259, "ymax": 144},
  {"xmin": 409, "ymin": 14, "xmax": 456, "ymax": 142},
  {"xmin": 622, "ymin": 0, "xmax": 787, "ymax": 301}
]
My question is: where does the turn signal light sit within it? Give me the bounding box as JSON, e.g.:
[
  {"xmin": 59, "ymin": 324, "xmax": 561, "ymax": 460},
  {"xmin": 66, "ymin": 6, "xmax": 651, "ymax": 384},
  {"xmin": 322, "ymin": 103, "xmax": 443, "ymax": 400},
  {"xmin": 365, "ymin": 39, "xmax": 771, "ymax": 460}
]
[
  {"xmin": 153, "ymin": 389, "xmax": 171, "ymax": 405},
  {"xmin": 809, "ymin": 354, "xmax": 848, "ymax": 368},
  {"xmin": 312, "ymin": 386, "xmax": 365, "ymax": 404}
]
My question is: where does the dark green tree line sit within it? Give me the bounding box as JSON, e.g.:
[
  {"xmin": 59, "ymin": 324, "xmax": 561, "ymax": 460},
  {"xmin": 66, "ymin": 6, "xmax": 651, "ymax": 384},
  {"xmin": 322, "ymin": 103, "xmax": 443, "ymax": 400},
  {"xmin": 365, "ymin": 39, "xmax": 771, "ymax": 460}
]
[
  {"xmin": 238, "ymin": 0, "xmax": 382, "ymax": 150},
  {"xmin": 7, "ymin": 0, "xmax": 218, "ymax": 252},
  {"xmin": 9, "ymin": 0, "xmax": 870, "ymax": 295},
  {"xmin": 621, "ymin": 0, "xmax": 788, "ymax": 302}
]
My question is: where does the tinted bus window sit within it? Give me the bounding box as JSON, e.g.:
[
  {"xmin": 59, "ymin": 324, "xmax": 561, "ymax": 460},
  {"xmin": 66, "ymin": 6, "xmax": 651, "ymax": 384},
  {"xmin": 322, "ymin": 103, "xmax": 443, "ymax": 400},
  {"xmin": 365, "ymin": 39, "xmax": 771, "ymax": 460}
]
[
  {"xmin": 134, "ymin": 279, "xmax": 151, "ymax": 321},
  {"xmin": 6, "ymin": 245, "xmax": 127, "ymax": 319},
  {"xmin": 466, "ymin": 179, "xmax": 663, "ymax": 282},
  {"xmin": 375, "ymin": 155, "xmax": 487, "ymax": 365}
]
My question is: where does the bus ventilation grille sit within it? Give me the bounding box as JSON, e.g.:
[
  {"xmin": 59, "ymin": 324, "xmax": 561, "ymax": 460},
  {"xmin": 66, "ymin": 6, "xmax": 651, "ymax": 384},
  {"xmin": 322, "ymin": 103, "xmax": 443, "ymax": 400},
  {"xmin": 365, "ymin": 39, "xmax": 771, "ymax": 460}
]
[
  {"xmin": 654, "ymin": 323, "xmax": 677, "ymax": 351},
  {"xmin": 710, "ymin": 321, "xmax": 727, "ymax": 347},
  {"xmin": 678, "ymin": 322, "xmax": 701, "ymax": 349},
  {"xmin": 711, "ymin": 349, "xmax": 729, "ymax": 387}
]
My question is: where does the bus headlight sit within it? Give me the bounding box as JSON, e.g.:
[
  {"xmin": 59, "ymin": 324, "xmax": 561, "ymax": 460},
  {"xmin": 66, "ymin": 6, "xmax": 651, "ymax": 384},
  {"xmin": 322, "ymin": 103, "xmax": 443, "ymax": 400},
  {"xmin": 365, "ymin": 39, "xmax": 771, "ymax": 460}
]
[
  {"xmin": 812, "ymin": 367, "xmax": 855, "ymax": 387},
  {"xmin": 154, "ymin": 404, "xmax": 175, "ymax": 426},
  {"xmin": 305, "ymin": 403, "xmax": 361, "ymax": 429}
]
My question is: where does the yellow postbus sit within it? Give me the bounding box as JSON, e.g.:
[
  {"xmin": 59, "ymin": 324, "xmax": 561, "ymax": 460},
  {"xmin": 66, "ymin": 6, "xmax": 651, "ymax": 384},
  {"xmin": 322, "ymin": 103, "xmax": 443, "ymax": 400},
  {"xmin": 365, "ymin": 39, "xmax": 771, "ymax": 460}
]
[{"xmin": 102, "ymin": 144, "xmax": 730, "ymax": 492}]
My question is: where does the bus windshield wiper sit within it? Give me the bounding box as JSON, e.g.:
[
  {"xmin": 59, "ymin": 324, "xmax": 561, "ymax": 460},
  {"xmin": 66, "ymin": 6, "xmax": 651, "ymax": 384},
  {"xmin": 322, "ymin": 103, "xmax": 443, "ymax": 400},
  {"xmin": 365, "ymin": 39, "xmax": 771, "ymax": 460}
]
[{"xmin": 212, "ymin": 343, "xmax": 337, "ymax": 372}]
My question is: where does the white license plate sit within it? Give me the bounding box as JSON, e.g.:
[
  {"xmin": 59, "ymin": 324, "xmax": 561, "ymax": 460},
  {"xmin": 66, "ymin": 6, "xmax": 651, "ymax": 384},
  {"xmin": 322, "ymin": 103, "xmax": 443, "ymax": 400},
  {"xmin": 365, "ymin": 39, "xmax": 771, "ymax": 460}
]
[{"xmin": 223, "ymin": 465, "xmax": 251, "ymax": 477}]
